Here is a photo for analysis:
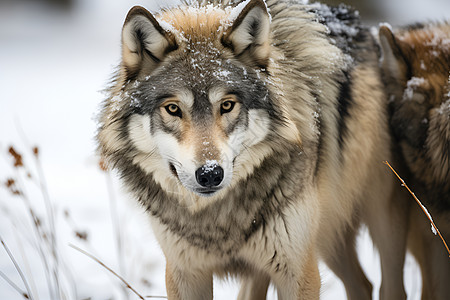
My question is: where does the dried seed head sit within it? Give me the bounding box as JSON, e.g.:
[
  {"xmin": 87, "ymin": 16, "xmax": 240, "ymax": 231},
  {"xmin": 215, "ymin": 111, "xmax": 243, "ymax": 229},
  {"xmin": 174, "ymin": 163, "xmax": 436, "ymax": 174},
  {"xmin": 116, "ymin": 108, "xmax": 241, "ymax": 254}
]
[
  {"xmin": 5, "ymin": 178, "xmax": 15, "ymax": 188},
  {"xmin": 4, "ymin": 178, "xmax": 22, "ymax": 196},
  {"xmin": 34, "ymin": 217, "xmax": 41, "ymax": 227},
  {"xmin": 99, "ymin": 158, "xmax": 108, "ymax": 172},
  {"xmin": 12, "ymin": 190, "xmax": 22, "ymax": 196},
  {"xmin": 32, "ymin": 146, "xmax": 39, "ymax": 157},
  {"xmin": 141, "ymin": 278, "xmax": 151, "ymax": 287},
  {"xmin": 8, "ymin": 146, "xmax": 23, "ymax": 168},
  {"xmin": 75, "ymin": 231, "xmax": 88, "ymax": 241}
]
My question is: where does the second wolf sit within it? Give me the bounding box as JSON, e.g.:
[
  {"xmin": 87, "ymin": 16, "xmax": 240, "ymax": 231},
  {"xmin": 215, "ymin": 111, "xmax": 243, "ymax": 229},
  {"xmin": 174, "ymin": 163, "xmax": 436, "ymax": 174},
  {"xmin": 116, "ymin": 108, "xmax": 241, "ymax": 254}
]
[{"xmin": 380, "ymin": 22, "xmax": 450, "ymax": 300}]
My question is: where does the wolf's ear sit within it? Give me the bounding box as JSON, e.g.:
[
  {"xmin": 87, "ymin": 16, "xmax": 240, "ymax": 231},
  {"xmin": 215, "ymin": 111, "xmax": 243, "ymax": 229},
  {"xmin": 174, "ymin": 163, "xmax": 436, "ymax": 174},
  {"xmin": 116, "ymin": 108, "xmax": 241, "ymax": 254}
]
[
  {"xmin": 121, "ymin": 6, "xmax": 177, "ymax": 79},
  {"xmin": 222, "ymin": 0, "xmax": 271, "ymax": 68},
  {"xmin": 379, "ymin": 25, "xmax": 409, "ymax": 82}
]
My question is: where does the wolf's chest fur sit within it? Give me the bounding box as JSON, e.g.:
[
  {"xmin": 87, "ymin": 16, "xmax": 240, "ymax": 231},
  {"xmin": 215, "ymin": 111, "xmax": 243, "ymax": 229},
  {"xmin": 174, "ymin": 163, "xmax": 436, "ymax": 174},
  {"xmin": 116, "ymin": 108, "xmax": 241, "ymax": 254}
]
[{"xmin": 125, "ymin": 142, "xmax": 308, "ymax": 254}]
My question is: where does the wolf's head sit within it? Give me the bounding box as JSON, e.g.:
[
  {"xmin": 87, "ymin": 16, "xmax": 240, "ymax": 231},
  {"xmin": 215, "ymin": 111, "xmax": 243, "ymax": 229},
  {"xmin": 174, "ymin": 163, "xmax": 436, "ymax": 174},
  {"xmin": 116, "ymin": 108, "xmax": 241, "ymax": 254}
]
[
  {"xmin": 379, "ymin": 23, "xmax": 450, "ymax": 186},
  {"xmin": 98, "ymin": 0, "xmax": 301, "ymax": 205},
  {"xmin": 379, "ymin": 24, "xmax": 450, "ymax": 109}
]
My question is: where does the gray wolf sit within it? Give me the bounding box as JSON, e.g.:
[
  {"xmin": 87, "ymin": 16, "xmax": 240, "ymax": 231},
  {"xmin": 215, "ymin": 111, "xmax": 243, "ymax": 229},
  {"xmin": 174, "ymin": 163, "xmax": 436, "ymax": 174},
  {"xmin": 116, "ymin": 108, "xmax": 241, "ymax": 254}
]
[
  {"xmin": 379, "ymin": 22, "xmax": 450, "ymax": 300},
  {"xmin": 97, "ymin": 0, "xmax": 399, "ymax": 298}
]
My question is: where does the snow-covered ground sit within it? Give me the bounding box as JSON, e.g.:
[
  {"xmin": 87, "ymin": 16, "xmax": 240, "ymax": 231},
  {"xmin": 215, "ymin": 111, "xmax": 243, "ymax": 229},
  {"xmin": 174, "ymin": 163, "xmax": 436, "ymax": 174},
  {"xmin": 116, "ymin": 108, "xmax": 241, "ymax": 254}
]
[{"xmin": 0, "ymin": 0, "xmax": 448, "ymax": 299}]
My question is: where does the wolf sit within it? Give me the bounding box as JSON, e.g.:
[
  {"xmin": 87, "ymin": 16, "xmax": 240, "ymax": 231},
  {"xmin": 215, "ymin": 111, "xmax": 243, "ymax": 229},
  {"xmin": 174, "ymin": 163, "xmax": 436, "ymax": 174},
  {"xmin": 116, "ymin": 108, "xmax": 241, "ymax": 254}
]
[
  {"xmin": 97, "ymin": 0, "xmax": 401, "ymax": 298},
  {"xmin": 379, "ymin": 22, "xmax": 450, "ymax": 300}
]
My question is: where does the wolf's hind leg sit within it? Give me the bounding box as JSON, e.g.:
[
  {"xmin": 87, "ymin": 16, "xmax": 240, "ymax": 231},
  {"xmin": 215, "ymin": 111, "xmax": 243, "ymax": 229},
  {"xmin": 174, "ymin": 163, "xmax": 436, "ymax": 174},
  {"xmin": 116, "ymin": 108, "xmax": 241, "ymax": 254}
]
[
  {"xmin": 324, "ymin": 224, "xmax": 372, "ymax": 300},
  {"xmin": 365, "ymin": 183, "xmax": 409, "ymax": 300},
  {"xmin": 408, "ymin": 205, "xmax": 450, "ymax": 300},
  {"xmin": 237, "ymin": 272, "xmax": 270, "ymax": 300}
]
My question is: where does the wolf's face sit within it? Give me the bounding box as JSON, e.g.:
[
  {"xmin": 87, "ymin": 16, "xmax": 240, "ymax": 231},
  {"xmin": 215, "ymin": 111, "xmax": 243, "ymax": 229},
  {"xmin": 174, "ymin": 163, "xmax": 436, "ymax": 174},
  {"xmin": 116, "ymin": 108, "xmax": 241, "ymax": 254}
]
[
  {"xmin": 127, "ymin": 59, "xmax": 272, "ymax": 197},
  {"xmin": 102, "ymin": 1, "xmax": 293, "ymax": 199}
]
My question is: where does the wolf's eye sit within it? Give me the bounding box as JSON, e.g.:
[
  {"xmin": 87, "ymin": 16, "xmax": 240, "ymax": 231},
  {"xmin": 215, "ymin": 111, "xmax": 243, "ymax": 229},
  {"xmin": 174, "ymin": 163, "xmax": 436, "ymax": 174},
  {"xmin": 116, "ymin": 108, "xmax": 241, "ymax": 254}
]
[
  {"xmin": 165, "ymin": 104, "xmax": 182, "ymax": 118},
  {"xmin": 220, "ymin": 101, "xmax": 236, "ymax": 115}
]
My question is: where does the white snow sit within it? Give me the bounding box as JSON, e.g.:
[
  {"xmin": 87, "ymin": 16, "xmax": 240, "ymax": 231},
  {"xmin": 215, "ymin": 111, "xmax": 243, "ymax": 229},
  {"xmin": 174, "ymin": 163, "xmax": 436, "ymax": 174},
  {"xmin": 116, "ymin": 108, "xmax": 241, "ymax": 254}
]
[
  {"xmin": 328, "ymin": 21, "xmax": 359, "ymax": 37},
  {"xmin": 446, "ymin": 74, "xmax": 450, "ymax": 103},
  {"xmin": 223, "ymin": 0, "xmax": 252, "ymax": 27},
  {"xmin": 420, "ymin": 60, "xmax": 427, "ymax": 70},
  {"xmin": 403, "ymin": 77, "xmax": 426, "ymax": 101},
  {"xmin": 426, "ymin": 31, "xmax": 450, "ymax": 50},
  {"xmin": 414, "ymin": 194, "xmax": 439, "ymax": 236},
  {"xmin": 204, "ymin": 160, "xmax": 219, "ymax": 172},
  {"xmin": 431, "ymin": 224, "xmax": 438, "ymax": 235},
  {"xmin": 309, "ymin": 3, "xmax": 359, "ymax": 37},
  {"xmin": 215, "ymin": 70, "xmax": 231, "ymax": 78},
  {"xmin": 379, "ymin": 22, "xmax": 393, "ymax": 31},
  {"xmin": 110, "ymin": 94, "xmax": 124, "ymax": 112},
  {"xmin": 157, "ymin": 19, "xmax": 176, "ymax": 33}
]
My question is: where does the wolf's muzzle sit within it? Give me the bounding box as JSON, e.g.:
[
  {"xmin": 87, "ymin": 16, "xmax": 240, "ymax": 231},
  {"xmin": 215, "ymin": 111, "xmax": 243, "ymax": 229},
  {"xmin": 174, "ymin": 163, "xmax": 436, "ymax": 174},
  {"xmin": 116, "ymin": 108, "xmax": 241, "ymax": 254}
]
[{"xmin": 195, "ymin": 165, "xmax": 224, "ymax": 188}]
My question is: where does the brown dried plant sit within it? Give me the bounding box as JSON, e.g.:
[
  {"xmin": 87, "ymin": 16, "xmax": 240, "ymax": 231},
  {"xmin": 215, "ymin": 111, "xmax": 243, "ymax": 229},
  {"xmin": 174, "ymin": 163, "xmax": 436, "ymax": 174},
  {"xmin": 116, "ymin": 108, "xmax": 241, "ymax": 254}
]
[{"xmin": 384, "ymin": 161, "xmax": 450, "ymax": 258}]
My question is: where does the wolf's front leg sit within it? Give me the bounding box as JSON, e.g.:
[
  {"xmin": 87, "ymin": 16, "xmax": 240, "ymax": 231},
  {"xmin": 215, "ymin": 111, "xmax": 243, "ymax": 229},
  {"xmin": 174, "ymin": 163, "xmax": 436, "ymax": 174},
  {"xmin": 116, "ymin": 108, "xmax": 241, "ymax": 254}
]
[
  {"xmin": 273, "ymin": 248, "xmax": 321, "ymax": 300},
  {"xmin": 322, "ymin": 224, "xmax": 372, "ymax": 300},
  {"xmin": 165, "ymin": 262, "xmax": 213, "ymax": 300},
  {"xmin": 237, "ymin": 272, "xmax": 270, "ymax": 300}
]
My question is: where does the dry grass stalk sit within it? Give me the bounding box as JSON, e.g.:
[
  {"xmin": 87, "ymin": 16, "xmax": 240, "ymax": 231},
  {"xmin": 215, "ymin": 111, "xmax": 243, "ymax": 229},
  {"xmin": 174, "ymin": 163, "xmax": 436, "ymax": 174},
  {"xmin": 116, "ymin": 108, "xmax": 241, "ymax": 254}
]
[
  {"xmin": 3, "ymin": 144, "xmax": 74, "ymax": 299},
  {"xmin": 32, "ymin": 145, "xmax": 63, "ymax": 297},
  {"xmin": 0, "ymin": 270, "xmax": 29, "ymax": 299},
  {"xmin": 384, "ymin": 161, "xmax": 450, "ymax": 258},
  {"xmin": 102, "ymin": 162, "xmax": 130, "ymax": 300},
  {"xmin": 69, "ymin": 244, "xmax": 168, "ymax": 299},
  {"xmin": 98, "ymin": 159, "xmax": 167, "ymax": 299},
  {"xmin": 7, "ymin": 146, "xmax": 59, "ymax": 298},
  {"xmin": 0, "ymin": 236, "xmax": 33, "ymax": 300},
  {"xmin": 70, "ymin": 244, "xmax": 147, "ymax": 300},
  {"xmin": 3, "ymin": 144, "xmax": 162, "ymax": 298}
]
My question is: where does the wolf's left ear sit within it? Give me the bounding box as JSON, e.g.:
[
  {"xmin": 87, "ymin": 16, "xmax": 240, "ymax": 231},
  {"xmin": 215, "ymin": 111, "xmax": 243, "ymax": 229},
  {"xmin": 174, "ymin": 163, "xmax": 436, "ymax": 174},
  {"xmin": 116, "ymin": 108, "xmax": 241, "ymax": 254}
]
[
  {"xmin": 222, "ymin": 0, "xmax": 271, "ymax": 68},
  {"xmin": 379, "ymin": 25, "xmax": 409, "ymax": 82},
  {"xmin": 121, "ymin": 6, "xmax": 177, "ymax": 79}
]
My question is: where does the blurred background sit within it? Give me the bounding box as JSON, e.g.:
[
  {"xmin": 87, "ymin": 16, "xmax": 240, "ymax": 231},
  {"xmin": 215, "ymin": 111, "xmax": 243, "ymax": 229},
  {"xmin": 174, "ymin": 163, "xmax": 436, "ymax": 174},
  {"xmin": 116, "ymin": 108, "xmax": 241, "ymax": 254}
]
[{"xmin": 1, "ymin": 0, "xmax": 449, "ymax": 299}]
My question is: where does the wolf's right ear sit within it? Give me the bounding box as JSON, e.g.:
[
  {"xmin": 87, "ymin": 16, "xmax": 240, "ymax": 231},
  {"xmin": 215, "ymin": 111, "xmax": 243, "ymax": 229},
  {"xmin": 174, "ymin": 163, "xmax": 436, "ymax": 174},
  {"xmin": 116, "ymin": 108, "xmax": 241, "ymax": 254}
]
[
  {"xmin": 379, "ymin": 25, "xmax": 409, "ymax": 82},
  {"xmin": 121, "ymin": 6, "xmax": 177, "ymax": 79}
]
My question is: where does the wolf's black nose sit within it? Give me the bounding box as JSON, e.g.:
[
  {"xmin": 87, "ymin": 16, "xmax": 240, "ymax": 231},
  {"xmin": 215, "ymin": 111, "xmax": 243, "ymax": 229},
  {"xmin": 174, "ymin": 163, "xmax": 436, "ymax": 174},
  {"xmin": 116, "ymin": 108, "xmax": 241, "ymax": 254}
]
[{"xmin": 195, "ymin": 165, "xmax": 224, "ymax": 187}]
